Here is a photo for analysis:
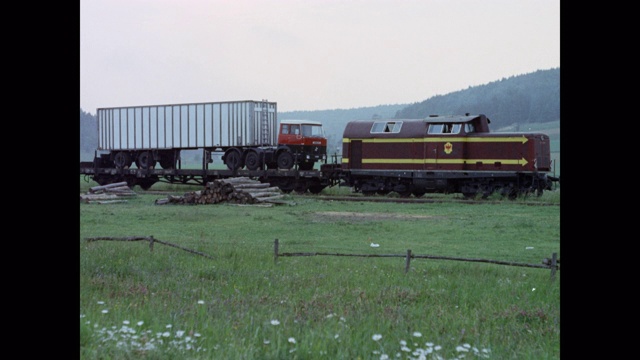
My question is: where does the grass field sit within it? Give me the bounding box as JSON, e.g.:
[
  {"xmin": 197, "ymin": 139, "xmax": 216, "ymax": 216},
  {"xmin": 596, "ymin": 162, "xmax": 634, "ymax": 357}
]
[{"xmin": 80, "ymin": 177, "xmax": 560, "ymax": 359}]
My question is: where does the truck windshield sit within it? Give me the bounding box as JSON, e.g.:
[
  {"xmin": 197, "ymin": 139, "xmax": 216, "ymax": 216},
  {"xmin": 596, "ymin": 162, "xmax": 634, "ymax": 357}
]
[{"xmin": 302, "ymin": 124, "xmax": 324, "ymax": 137}]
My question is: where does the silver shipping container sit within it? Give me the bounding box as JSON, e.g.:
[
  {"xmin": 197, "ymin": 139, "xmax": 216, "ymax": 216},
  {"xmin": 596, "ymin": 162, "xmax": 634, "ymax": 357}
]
[{"xmin": 97, "ymin": 100, "xmax": 278, "ymax": 151}]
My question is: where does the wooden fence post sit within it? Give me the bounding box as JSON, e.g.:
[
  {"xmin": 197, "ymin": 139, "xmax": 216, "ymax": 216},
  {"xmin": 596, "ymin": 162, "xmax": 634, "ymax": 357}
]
[
  {"xmin": 274, "ymin": 239, "xmax": 279, "ymax": 264},
  {"xmin": 550, "ymin": 252, "xmax": 557, "ymax": 281},
  {"xmin": 149, "ymin": 236, "xmax": 155, "ymax": 252},
  {"xmin": 405, "ymin": 249, "xmax": 412, "ymax": 273}
]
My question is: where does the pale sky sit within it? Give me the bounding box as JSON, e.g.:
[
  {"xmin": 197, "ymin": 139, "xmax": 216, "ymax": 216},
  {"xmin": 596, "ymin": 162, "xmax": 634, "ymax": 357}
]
[{"xmin": 80, "ymin": 0, "xmax": 560, "ymax": 113}]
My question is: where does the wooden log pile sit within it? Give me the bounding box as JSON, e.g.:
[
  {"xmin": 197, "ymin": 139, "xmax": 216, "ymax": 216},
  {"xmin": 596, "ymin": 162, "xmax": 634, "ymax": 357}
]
[
  {"xmin": 155, "ymin": 177, "xmax": 290, "ymax": 205},
  {"xmin": 80, "ymin": 181, "xmax": 137, "ymax": 204}
]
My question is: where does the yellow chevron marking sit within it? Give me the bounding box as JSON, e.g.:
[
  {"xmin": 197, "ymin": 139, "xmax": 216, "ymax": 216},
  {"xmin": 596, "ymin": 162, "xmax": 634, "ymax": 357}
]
[{"xmin": 347, "ymin": 157, "xmax": 529, "ymax": 166}]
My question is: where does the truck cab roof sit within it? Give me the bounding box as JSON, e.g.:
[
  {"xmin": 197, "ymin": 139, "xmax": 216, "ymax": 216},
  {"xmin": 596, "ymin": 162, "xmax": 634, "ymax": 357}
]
[{"xmin": 280, "ymin": 119, "xmax": 323, "ymax": 126}]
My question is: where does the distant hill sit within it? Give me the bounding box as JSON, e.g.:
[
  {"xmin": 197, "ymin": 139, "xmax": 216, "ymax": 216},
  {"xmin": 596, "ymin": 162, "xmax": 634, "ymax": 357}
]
[{"xmin": 393, "ymin": 68, "xmax": 559, "ymax": 129}]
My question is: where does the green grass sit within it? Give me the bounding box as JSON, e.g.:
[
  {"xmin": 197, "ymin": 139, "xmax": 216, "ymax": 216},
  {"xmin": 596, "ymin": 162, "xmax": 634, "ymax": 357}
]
[{"xmin": 80, "ymin": 178, "xmax": 560, "ymax": 359}]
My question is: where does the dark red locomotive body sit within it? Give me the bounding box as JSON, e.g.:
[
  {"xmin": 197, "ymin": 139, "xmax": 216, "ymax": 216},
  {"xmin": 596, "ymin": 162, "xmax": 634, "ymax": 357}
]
[{"xmin": 339, "ymin": 114, "xmax": 556, "ymax": 198}]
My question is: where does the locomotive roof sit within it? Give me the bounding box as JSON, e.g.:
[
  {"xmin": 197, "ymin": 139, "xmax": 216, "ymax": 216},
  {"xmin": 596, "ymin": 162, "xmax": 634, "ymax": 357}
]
[
  {"xmin": 343, "ymin": 114, "xmax": 492, "ymax": 137},
  {"xmin": 423, "ymin": 114, "xmax": 490, "ymax": 123},
  {"xmin": 347, "ymin": 114, "xmax": 490, "ymax": 124},
  {"xmin": 280, "ymin": 119, "xmax": 323, "ymax": 125}
]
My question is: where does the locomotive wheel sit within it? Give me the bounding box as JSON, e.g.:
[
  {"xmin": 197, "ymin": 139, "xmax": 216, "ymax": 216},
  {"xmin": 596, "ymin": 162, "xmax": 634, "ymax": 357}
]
[
  {"xmin": 135, "ymin": 151, "xmax": 155, "ymax": 169},
  {"xmin": 412, "ymin": 190, "xmax": 426, "ymax": 198},
  {"xmin": 294, "ymin": 183, "xmax": 307, "ymax": 194},
  {"xmin": 113, "ymin": 152, "xmax": 132, "ymax": 169},
  {"xmin": 277, "ymin": 152, "xmax": 294, "ymax": 170},
  {"xmin": 362, "ymin": 190, "xmax": 376, "ymax": 196},
  {"xmin": 308, "ymin": 185, "xmax": 325, "ymax": 194},
  {"xmin": 225, "ymin": 150, "xmax": 243, "ymax": 171},
  {"xmin": 244, "ymin": 152, "xmax": 261, "ymax": 170},
  {"xmin": 462, "ymin": 191, "xmax": 477, "ymax": 199},
  {"xmin": 481, "ymin": 185, "xmax": 495, "ymax": 199}
]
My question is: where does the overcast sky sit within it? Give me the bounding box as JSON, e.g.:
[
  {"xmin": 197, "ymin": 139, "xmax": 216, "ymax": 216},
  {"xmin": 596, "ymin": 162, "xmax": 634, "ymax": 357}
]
[{"xmin": 80, "ymin": 0, "xmax": 559, "ymax": 113}]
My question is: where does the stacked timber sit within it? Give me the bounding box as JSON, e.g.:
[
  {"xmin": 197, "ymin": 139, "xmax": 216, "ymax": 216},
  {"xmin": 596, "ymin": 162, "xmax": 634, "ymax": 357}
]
[
  {"xmin": 155, "ymin": 177, "xmax": 287, "ymax": 205},
  {"xmin": 80, "ymin": 181, "xmax": 136, "ymax": 204}
]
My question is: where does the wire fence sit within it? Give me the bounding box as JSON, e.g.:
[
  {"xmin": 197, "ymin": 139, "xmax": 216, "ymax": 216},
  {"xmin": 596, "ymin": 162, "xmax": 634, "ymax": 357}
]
[{"xmin": 273, "ymin": 239, "xmax": 559, "ymax": 281}]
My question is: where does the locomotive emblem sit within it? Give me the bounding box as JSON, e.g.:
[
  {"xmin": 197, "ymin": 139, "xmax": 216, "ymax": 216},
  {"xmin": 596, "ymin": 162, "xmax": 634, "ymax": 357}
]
[{"xmin": 444, "ymin": 142, "xmax": 453, "ymax": 154}]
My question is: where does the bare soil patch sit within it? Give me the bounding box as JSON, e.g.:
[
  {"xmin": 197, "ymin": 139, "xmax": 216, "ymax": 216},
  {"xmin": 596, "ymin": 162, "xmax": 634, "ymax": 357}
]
[{"xmin": 314, "ymin": 211, "xmax": 439, "ymax": 222}]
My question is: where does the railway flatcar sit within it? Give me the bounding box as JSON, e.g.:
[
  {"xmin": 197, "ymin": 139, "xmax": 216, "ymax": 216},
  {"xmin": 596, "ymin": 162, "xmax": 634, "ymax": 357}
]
[{"xmin": 338, "ymin": 114, "xmax": 557, "ymax": 198}]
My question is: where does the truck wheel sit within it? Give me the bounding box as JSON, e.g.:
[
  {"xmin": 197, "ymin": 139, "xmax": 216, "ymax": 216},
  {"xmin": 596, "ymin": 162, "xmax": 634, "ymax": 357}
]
[
  {"xmin": 277, "ymin": 152, "xmax": 294, "ymax": 170},
  {"xmin": 114, "ymin": 152, "xmax": 132, "ymax": 169},
  {"xmin": 135, "ymin": 151, "xmax": 155, "ymax": 169},
  {"xmin": 225, "ymin": 149, "xmax": 243, "ymax": 170},
  {"xmin": 244, "ymin": 151, "xmax": 261, "ymax": 170}
]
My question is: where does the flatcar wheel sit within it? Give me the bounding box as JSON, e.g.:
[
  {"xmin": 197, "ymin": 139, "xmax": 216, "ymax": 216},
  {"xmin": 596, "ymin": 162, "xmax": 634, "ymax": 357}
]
[
  {"xmin": 113, "ymin": 152, "xmax": 131, "ymax": 169},
  {"xmin": 308, "ymin": 185, "xmax": 324, "ymax": 194},
  {"xmin": 362, "ymin": 190, "xmax": 376, "ymax": 196},
  {"xmin": 412, "ymin": 190, "xmax": 426, "ymax": 198},
  {"xmin": 294, "ymin": 183, "xmax": 307, "ymax": 194},
  {"xmin": 277, "ymin": 180, "xmax": 294, "ymax": 193},
  {"xmin": 244, "ymin": 152, "xmax": 261, "ymax": 171},
  {"xmin": 137, "ymin": 179, "xmax": 157, "ymax": 190},
  {"xmin": 225, "ymin": 150, "xmax": 243, "ymax": 171},
  {"xmin": 277, "ymin": 152, "xmax": 294, "ymax": 170}
]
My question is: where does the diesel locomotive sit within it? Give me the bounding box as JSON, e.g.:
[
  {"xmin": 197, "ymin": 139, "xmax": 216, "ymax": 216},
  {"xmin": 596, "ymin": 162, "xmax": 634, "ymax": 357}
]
[{"xmin": 338, "ymin": 114, "xmax": 558, "ymax": 198}]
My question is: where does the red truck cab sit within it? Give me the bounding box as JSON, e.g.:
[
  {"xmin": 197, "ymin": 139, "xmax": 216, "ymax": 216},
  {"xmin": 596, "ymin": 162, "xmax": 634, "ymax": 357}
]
[{"xmin": 276, "ymin": 120, "xmax": 327, "ymax": 170}]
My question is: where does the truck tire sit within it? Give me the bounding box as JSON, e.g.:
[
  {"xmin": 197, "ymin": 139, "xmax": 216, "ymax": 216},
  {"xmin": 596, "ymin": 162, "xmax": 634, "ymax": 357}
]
[
  {"xmin": 244, "ymin": 151, "xmax": 261, "ymax": 170},
  {"xmin": 135, "ymin": 151, "xmax": 155, "ymax": 169},
  {"xmin": 114, "ymin": 152, "xmax": 132, "ymax": 169},
  {"xmin": 225, "ymin": 149, "xmax": 243, "ymax": 171},
  {"xmin": 277, "ymin": 152, "xmax": 293, "ymax": 170}
]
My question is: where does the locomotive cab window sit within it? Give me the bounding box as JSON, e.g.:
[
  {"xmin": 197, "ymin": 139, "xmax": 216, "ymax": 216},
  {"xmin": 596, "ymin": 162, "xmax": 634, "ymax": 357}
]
[
  {"xmin": 428, "ymin": 123, "xmax": 461, "ymax": 134},
  {"xmin": 371, "ymin": 121, "xmax": 403, "ymax": 133}
]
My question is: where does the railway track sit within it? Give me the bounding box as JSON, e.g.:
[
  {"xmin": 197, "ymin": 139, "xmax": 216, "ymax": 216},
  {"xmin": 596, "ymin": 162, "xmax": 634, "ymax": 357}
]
[{"xmin": 314, "ymin": 195, "xmax": 559, "ymax": 206}]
